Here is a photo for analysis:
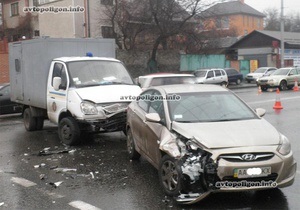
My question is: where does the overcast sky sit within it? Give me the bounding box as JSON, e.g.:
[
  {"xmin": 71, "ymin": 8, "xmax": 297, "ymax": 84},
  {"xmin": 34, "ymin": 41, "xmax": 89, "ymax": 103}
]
[{"xmin": 245, "ymin": 0, "xmax": 300, "ymax": 15}]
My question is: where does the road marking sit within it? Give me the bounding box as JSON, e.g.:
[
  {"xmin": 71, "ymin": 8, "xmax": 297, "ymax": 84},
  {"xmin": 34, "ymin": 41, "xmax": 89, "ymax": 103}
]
[
  {"xmin": 69, "ymin": 200, "xmax": 101, "ymax": 210},
  {"xmin": 248, "ymin": 96, "xmax": 300, "ymax": 105},
  {"xmin": 11, "ymin": 177, "xmax": 37, "ymax": 188}
]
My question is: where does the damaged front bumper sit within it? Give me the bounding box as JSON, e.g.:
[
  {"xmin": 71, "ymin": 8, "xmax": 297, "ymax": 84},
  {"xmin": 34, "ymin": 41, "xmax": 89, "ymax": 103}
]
[
  {"xmin": 77, "ymin": 102, "xmax": 130, "ymax": 132},
  {"xmin": 158, "ymin": 131, "xmax": 296, "ymax": 204}
]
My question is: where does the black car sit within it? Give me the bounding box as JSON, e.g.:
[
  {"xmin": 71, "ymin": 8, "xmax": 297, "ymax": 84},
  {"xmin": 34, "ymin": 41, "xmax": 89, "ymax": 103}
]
[
  {"xmin": 0, "ymin": 83, "xmax": 22, "ymax": 115},
  {"xmin": 225, "ymin": 68, "xmax": 244, "ymax": 85}
]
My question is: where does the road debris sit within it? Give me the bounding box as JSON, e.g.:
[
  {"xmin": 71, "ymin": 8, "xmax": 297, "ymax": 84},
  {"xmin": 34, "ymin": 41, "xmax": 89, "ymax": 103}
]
[
  {"xmin": 0, "ymin": 202, "xmax": 4, "ymax": 206},
  {"xmin": 38, "ymin": 147, "xmax": 76, "ymax": 156},
  {"xmin": 52, "ymin": 168, "xmax": 77, "ymax": 173},
  {"xmin": 49, "ymin": 181, "xmax": 63, "ymax": 188}
]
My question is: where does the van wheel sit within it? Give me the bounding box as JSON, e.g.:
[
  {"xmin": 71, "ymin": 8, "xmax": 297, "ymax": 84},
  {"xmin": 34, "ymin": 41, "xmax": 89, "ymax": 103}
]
[
  {"xmin": 24, "ymin": 108, "xmax": 36, "ymax": 131},
  {"xmin": 58, "ymin": 117, "xmax": 80, "ymax": 145},
  {"xmin": 236, "ymin": 78, "xmax": 241, "ymax": 85},
  {"xmin": 36, "ymin": 117, "xmax": 44, "ymax": 130}
]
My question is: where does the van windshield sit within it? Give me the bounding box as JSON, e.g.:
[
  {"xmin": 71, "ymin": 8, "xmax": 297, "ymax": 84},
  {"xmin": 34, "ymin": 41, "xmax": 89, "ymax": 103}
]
[{"xmin": 67, "ymin": 60, "xmax": 134, "ymax": 88}]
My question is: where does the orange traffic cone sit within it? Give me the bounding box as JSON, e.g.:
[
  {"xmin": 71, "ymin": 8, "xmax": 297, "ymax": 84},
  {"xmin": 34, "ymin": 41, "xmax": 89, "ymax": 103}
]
[
  {"xmin": 257, "ymin": 85, "xmax": 262, "ymax": 95},
  {"xmin": 293, "ymin": 79, "xmax": 299, "ymax": 92},
  {"xmin": 273, "ymin": 88, "xmax": 283, "ymax": 109}
]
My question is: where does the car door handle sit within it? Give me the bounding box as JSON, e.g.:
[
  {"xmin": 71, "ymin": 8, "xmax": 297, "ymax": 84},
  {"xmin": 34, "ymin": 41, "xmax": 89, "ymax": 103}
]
[{"xmin": 51, "ymin": 97, "xmax": 55, "ymax": 99}]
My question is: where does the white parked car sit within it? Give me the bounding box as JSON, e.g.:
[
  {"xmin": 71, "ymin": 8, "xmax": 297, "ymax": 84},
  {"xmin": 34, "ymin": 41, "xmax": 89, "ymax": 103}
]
[
  {"xmin": 138, "ymin": 73, "xmax": 196, "ymax": 90},
  {"xmin": 245, "ymin": 67, "xmax": 277, "ymax": 83},
  {"xmin": 194, "ymin": 68, "xmax": 228, "ymax": 86}
]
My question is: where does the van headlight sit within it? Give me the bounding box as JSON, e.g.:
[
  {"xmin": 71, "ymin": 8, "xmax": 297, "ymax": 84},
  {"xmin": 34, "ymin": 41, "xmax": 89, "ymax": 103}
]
[
  {"xmin": 277, "ymin": 134, "xmax": 291, "ymax": 155},
  {"xmin": 80, "ymin": 101, "xmax": 98, "ymax": 115}
]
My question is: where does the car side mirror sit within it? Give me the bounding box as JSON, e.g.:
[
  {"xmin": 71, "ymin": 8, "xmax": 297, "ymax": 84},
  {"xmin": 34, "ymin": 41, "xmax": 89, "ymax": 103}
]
[
  {"xmin": 145, "ymin": 113, "xmax": 161, "ymax": 123},
  {"xmin": 53, "ymin": 77, "xmax": 62, "ymax": 91},
  {"xmin": 255, "ymin": 108, "xmax": 266, "ymax": 117}
]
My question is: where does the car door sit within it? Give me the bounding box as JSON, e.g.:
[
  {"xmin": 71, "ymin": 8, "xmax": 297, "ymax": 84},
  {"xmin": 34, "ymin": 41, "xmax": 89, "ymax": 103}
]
[
  {"xmin": 130, "ymin": 90, "xmax": 153, "ymax": 153},
  {"xmin": 205, "ymin": 70, "xmax": 216, "ymax": 84},
  {"xmin": 47, "ymin": 62, "xmax": 69, "ymax": 124},
  {"xmin": 144, "ymin": 91, "xmax": 165, "ymax": 166},
  {"xmin": 287, "ymin": 68, "xmax": 298, "ymax": 86},
  {"xmin": 0, "ymin": 85, "xmax": 12, "ymax": 114}
]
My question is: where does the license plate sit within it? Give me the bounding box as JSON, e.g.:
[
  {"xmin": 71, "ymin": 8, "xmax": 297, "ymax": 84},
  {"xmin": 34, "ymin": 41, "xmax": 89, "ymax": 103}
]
[{"xmin": 233, "ymin": 167, "xmax": 271, "ymax": 178}]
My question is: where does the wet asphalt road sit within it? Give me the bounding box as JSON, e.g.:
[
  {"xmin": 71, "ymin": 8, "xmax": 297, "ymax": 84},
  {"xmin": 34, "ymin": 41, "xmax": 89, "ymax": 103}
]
[{"xmin": 0, "ymin": 87, "xmax": 299, "ymax": 210}]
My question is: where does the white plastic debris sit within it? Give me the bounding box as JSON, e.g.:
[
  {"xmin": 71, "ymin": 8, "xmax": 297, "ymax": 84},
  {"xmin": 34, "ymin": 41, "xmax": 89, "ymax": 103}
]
[
  {"xmin": 0, "ymin": 202, "xmax": 4, "ymax": 206},
  {"xmin": 90, "ymin": 172, "xmax": 94, "ymax": 179},
  {"xmin": 54, "ymin": 181, "xmax": 63, "ymax": 187}
]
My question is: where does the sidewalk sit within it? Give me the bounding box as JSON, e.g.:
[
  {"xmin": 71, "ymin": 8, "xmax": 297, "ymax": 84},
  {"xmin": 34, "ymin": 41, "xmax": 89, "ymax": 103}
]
[{"xmin": 228, "ymin": 82, "xmax": 257, "ymax": 89}]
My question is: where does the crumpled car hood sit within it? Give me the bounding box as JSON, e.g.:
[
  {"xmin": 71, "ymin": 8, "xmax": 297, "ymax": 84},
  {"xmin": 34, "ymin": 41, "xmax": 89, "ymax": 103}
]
[{"xmin": 172, "ymin": 119, "xmax": 280, "ymax": 149}]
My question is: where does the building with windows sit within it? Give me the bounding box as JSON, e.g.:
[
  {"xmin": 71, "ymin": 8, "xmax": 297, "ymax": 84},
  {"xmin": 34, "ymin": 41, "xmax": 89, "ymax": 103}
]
[
  {"xmin": 199, "ymin": 0, "xmax": 265, "ymax": 37},
  {"xmin": 1, "ymin": 0, "xmax": 39, "ymax": 41}
]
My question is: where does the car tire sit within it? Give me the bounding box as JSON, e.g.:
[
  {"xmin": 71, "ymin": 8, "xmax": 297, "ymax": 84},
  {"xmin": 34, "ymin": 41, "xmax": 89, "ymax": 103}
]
[
  {"xmin": 36, "ymin": 117, "xmax": 44, "ymax": 130},
  {"xmin": 220, "ymin": 82, "xmax": 228, "ymax": 87},
  {"xmin": 261, "ymin": 86, "xmax": 268, "ymax": 91},
  {"xmin": 236, "ymin": 78, "xmax": 241, "ymax": 85},
  {"xmin": 23, "ymin": 108, "xmax": 36, "ymax": 131},
  {"xmin": 58, "ymin": 117, "xmax": 80, "ymax": 145},
  {"xmin": 127, "ymin": 128, "xmax": 141, "ymax": 160},
  {"xmin": 279, "ymin": 80, "xmax": 287, "ymax": 91},
  {"xmin": 159, "ymin": 155, "xmax": 183, "ymax": 196}
]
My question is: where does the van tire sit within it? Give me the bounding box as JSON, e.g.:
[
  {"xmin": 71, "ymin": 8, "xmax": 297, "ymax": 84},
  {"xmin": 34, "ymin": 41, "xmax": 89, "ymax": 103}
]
[
  {"xmin": 24, "ymin": 108, "xmax": 36, "ymax": 131},
  {"xmin": 58, "ymin": 117, "xmax": 80, "ymax": 145},
  {"xmin": 36, "ymin": 117, "xmax": 44, "ymax": 130}
]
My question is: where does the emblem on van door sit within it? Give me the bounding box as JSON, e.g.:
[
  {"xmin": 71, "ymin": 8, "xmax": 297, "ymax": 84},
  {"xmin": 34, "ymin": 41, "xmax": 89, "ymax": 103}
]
[{"xmin": 242, "ymin": 154, "xmax": 256, "ymax": 161}]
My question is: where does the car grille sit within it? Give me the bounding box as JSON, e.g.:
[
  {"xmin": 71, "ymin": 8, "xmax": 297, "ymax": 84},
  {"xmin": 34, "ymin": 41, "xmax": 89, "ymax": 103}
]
[
  {"xmin": 247, "ymin": 76, "xmax": 253, "ymax": 78},
  {"xmin": 259, "ymin": 80, "xmax": 268, "ymax": 83},
  {"xmin": 99, "ymin": 103, "xmax": 130, "ymax": 114},
  {"xmin": 219, "ymin": 153, "xmax": 274, "ymax": 162},
  {"xmin": 222, "ymin": 173, "xmax": 278, "ymax": 182}
]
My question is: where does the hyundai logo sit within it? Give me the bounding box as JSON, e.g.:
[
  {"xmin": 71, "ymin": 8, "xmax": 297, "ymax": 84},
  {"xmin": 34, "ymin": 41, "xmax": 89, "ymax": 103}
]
[{"xmin": 241, "ymin": 154, "xmax": 256, "ymax": 161}]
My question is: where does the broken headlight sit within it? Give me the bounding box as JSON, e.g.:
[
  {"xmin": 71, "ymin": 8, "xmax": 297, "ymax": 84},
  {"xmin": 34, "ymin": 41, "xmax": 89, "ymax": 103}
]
[{"xmin": 80, "ymin": 101, "xmax": 98, "ymax": 115}]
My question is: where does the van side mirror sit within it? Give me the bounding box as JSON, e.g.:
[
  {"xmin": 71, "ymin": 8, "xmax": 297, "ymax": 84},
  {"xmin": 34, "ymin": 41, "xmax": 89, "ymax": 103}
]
[{"xmin": 53, "ymin": 77, "xmax": 62, "ymax": 91}]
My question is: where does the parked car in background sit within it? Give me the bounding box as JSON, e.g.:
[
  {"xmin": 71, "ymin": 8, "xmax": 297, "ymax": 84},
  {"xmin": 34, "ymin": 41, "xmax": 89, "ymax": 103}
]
[
  {"xmin": 224, "ymin": 68, "xmax": 243, "ymax": 85},
  {"xmin": 0, "ymin": 83, "xmax": 22, "ymax": 115},
  {"xmin": 138, "ymin": 73, "xmax": 196, "ymax": 90},
  {"xmin": 126, "ymin": 84, "xmax": 296, "ymax": 204},
  {"xmin": 194, "ymin": 68, "xmax": 228, "ymax": 86},
  {"xmin": 245, "ymin": 67, "xmax": 277, "ymax": 83},
  {"xmin": 257, "ymin": 67, "xmax": 300, "ymax": 91}
]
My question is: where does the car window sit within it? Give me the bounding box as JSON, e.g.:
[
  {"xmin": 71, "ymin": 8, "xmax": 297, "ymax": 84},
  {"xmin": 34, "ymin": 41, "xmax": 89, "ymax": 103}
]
[
  {"xmin": 148, "ymin": 91, "xmax": 165, "ymax": 123},
  {"xmin": 207, "ymin": 71, "xmax": 214, "ymax": 78},
  {"xmin": 138, "ymin": 90, "xmax": 153, "ymax": 112},
  {"xmin": 168, "ymin": 91, "xmax": 257, "ymax": 122},
  {"xmin": 215, "ymin": 70, "xmax": 221, "ymax": 77},
  {"xmin": 195, "ymin": 71, "xmax": 207, "ymax": 77},
  {"xmin": 290, "ymin": 69, "xmax": 296, "ymax": 75},
  {"xmin": 0, "ymin": 85, "xmax": 10, "ymax": 96}
]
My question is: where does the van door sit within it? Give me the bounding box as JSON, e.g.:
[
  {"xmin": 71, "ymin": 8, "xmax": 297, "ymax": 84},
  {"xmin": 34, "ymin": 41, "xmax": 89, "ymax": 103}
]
[{"xmin": 47, "ymin": 62, "xmax": 69, "ymax": 124}]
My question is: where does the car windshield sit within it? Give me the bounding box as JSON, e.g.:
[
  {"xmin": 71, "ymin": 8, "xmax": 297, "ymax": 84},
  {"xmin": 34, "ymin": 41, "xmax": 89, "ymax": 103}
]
[
  {"xmin": 195, "ymin": 71, "xmax": 207, "ymax": 77},
  {"xmin": 150, "ymin": 76, "xmax": 195, "ymax": 86},
  {"xmin": 67, "ymin": 60, "xmax": 134, "ymax": 88},
  {"xmin": 272, "ymin": 68, "xmax": 291, "ymax": 76},
  {"xmin": 254, "ymin": 68, "xmax": 268, "ymax": 73},
  {"xmin": 168, "ymin": 91, "xmax": 258, "ymax": 123}
]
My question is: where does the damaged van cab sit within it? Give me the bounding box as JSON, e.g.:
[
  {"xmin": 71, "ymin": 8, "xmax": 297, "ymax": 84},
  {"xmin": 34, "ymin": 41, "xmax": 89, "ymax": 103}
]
[{"xmin": 126, "ymin": 84, "xmax": 296, "ymax": 204}]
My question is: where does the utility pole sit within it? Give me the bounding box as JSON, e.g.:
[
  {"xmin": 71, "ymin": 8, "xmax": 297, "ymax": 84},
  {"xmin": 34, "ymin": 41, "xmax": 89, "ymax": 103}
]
[{"xmin": 280, "ymin": 0, "xmax": 285, "ymax": 67}]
